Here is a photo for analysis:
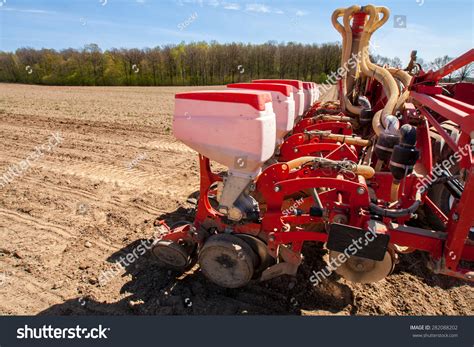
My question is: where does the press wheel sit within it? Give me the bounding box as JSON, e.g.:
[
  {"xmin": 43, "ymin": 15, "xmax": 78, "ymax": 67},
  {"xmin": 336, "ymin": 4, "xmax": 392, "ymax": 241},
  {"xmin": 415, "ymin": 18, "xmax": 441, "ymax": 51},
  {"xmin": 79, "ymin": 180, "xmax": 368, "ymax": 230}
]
[
  {"xmin": 152, "ymin": 240, "xmax": 194, "ymax": 272},
  {"xmin": 329, "ymin": 250, "xmax": 395, "ymax": 283},
  {"xmin": 198, "ymin": 233, "xmax": 258, "ymax": 288}
]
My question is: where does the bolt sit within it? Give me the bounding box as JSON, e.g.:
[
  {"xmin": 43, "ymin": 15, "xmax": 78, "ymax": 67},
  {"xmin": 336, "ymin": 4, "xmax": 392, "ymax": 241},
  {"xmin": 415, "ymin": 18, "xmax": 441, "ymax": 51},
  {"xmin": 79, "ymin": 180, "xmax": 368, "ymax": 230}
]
[
  {"xmin": 452, "ymin": 213, "xmax": 459, "ymax": 221},
  {"xmin": 274, "ymin": 185, "xmax": 281, "ymax": 192},
  {"xmin": 294, "ymin": 148, "xmax": 298, "ymax": 153},
  {"xmin": 356, "ymin": 187, "xmax": 366, "ymax": 195}
]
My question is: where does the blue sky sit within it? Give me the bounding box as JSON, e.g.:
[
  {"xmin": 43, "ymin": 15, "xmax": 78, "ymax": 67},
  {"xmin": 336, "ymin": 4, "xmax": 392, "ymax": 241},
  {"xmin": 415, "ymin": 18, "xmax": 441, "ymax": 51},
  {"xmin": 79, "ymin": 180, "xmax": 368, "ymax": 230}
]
[{"xmin": 0, "ymin": 0, "xmax": 472, "ymax": 64}]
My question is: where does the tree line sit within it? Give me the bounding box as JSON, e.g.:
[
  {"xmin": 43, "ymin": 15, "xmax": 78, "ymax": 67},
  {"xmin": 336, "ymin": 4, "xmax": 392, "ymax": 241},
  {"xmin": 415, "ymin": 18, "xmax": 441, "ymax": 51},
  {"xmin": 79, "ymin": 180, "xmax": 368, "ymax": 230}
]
[
  {"xmin": 0, "ymin": 42, "xmax": 342, "ymax": 86},
  {"xmin": 372, "ymin": 54, "xmax": 473, "ymax": 82},
  {"xmin": 1, "ymin": 42, "xmax": 471, "ymax": 86}
]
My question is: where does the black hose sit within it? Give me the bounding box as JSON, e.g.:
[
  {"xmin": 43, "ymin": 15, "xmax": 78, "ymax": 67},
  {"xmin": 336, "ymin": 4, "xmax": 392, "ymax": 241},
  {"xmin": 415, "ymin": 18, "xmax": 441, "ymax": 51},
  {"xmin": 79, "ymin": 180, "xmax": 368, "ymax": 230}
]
[{"xmin": 369, "ymin": 189, "xmax": 422, "ymax": 218}]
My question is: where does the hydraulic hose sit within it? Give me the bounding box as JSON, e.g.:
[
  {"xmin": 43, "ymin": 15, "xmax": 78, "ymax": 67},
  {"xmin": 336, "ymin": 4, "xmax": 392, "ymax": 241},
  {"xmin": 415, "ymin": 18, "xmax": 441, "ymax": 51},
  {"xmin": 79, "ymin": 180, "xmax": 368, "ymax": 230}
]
[{"xmin": 369, "ymin": 189, "xmax": 422, "ymax": 218}]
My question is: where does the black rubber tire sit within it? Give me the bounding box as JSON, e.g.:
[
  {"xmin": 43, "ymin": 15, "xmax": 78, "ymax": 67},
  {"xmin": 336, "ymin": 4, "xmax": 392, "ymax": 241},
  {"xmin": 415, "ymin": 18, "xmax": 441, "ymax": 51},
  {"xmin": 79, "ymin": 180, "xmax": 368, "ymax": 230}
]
[
  {"xmin": 198, "ymin": 233, "xmax": 258, "ymax": 288},
  {"xmin": 234, "ymin": 234, "xmax": 275, "ymax": 276},
  {"xmin": 152, "ymin": 240, "xmax": 194, "ymax": 272}
]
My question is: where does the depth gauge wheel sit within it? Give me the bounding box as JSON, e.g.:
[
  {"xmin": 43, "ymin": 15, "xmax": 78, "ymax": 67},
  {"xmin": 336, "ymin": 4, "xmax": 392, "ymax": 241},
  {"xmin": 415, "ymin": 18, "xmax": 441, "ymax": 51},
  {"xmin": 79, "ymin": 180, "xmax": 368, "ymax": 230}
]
[
  {"xmin": 198, "ymin": 234, "xmax": 258, "ymax": 288},
  {"xmin": 152, "ymin": 240, "xmax": 195, "ymax": 272}
]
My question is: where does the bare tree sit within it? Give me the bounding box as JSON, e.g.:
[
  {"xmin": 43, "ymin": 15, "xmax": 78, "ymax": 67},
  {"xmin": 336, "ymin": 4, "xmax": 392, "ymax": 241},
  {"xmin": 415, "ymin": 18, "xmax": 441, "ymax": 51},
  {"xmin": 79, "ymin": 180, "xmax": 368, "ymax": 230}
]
[
  {"xmin": 456, "ymin": 63, "xmax": 473, "ymax": 81},
  {"xmin": 430, "ymin": 55, "xmax": 455, "ymax": 82}
]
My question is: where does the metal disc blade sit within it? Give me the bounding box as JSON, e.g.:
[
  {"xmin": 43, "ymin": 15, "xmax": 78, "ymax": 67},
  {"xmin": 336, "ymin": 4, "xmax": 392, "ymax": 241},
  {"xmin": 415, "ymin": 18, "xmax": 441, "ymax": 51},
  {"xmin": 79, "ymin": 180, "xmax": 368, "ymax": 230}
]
[{"xmin": 329, "ymin": 250, "xmax": 394, "ymax": 283}]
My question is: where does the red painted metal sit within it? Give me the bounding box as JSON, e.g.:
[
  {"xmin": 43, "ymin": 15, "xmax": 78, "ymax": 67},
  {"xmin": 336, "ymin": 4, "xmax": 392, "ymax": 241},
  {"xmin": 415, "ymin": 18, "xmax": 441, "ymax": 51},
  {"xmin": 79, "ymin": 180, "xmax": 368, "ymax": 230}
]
[
  {"xmin": 160, "ymin": 49, "xmax": 474, "ymax": 284},
  {"xmin": 445, "ymin": 82, "xmax": 474, "ymax": 104},
  {"xmin": 411, "ymin": 92, "xmax": 474, "ymax": 134},
  {"xmin": 304, "ymin": 121, "xmax": 353, "ymax": 135},
  {"xmin": 408, "ymin": 48, "xmax": 474, "ymax": 280},
  {"xmin": 423, "ymin": 196, "xmax": 448, "ymax": 226},
  {"xmin": 418, "ymin": 106, "xmax": 460, "ymax": 153},
  {"xmin": 351, "ymin": 12, "xmax": 367, "ymax": 35},
  {"xmin": 444, "ymin": 167, "xmax": 474, "ymax": 271}
]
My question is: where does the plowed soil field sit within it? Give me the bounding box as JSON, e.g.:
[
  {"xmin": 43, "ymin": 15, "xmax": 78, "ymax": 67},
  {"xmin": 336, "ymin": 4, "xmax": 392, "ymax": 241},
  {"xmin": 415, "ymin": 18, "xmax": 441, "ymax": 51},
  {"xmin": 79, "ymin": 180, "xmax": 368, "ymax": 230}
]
[{"xmin": 0, "ymin": 83, "xmax": 472, "ymax": 315}]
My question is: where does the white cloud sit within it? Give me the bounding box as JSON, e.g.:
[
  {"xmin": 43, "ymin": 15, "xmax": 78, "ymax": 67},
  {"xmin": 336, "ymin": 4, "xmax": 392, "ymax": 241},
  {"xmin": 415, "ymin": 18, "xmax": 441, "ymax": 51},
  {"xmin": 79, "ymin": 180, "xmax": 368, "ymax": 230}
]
[
  {"xmin": 246, "ymin": 3, "xmax": 270, "ymax": 13},
  {"xmin": 177, "ymin": 0, "xmax": 282, "ymax": 15},
  {"xmin": 0, "ymin": 7, "xmax": 56, "ymax": 14},
  {"xmin": 223, "ymin": 2, "xmax": 240, "ymax": 10},
  {"xmin": 176, "ymin": 0, "xmax": 204, "ymax": 6},
  {"xmin": 295, "ymin": 10, "xmax": 308, "ymax": 17}
]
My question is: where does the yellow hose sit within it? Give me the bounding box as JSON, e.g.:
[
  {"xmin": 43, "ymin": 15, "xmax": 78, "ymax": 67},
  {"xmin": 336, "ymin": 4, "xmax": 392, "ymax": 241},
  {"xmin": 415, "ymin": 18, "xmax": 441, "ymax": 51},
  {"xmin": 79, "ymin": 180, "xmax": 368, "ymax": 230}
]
[
  {"xmin": 332, "ymin": 6, "xmax": 363, "ymax": 116},
  {"xmin": 342, "ymin": 5, "xmax": 362, "ymax": 100},
  {"xmin": 332, "ymin": 5, "xmax": 401, "ymax": 136},
  {"xmin": 390, "ymin": 181, "xmax": 400, "ymax": 202},
  {"xmin": 358, "ymin": 5, "xmax": 400, "ymax": 135},
  {"xmin": 286, "ymin": 156, "xmax": 375, "ymax": 179},
  {"xmin": 388, "ymin": 68, "xmax": 411, "ymax": 86},
  {"xmin": 331, "ymin": 8, "xmax": 346, "ymax": 61},
  {"xmin": 388, "ymin": 68, "xmax": 413, "ymax": 112}
]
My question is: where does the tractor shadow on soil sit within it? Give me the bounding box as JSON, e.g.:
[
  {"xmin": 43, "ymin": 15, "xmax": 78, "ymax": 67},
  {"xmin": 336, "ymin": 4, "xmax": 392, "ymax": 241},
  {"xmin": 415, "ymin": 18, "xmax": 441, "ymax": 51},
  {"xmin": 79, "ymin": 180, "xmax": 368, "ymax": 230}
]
[
  {"xmin": 38, "ymin": 238, "xmax": 356, "ymax": 315},
  {"xmin": 38, "ymin": 206, "xmax": 468, "ymax": 316}
]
